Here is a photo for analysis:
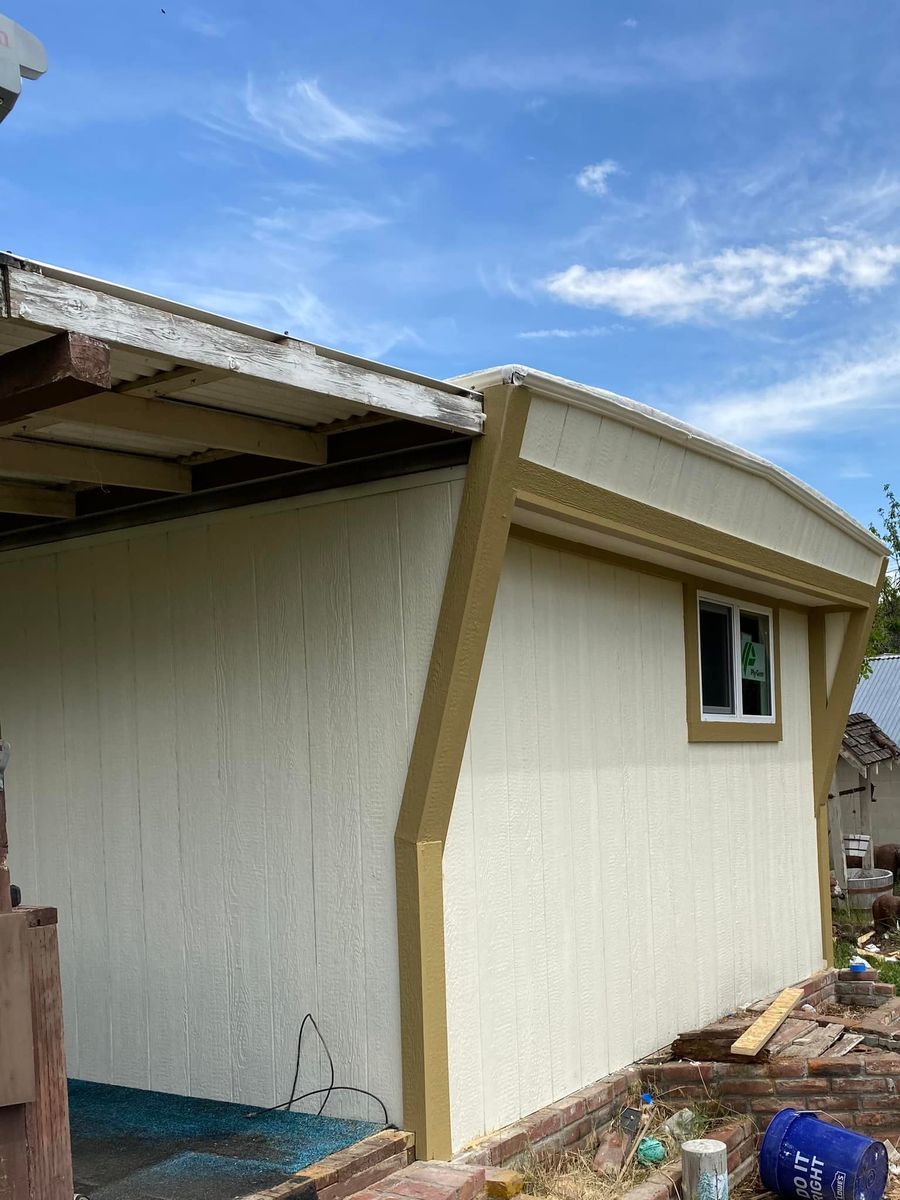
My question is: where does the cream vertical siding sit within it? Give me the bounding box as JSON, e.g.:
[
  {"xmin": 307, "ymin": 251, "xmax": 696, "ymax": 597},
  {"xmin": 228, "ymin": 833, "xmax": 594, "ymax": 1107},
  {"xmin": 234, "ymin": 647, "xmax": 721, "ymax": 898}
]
[
  {"xmin": 444, "ymin": 537, "xmax": 819, "ymax": 1151},
  {"xmin": 0, "ymin": 469, "xmax": 464, "ymax": 1123},
  {"xmin": 521, "ymin": 396, "xmax": 883, "ymax": 587}
]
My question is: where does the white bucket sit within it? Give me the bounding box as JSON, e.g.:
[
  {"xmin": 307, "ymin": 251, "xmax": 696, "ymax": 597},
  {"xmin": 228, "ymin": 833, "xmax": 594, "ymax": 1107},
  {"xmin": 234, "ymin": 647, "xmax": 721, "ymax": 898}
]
[{"xmin": 843, "ymin": 833, "xmax": 871, "ymax": 857}]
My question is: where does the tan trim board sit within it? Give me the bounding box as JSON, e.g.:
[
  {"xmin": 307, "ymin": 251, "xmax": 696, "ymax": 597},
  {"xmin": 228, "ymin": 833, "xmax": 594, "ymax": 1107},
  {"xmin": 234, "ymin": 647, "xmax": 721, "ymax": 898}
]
[
  {"xmin": 683, "ymin": 581, "xmax": 783, "ymax": 744},
  {"xmin": 509, "ymin": 525, "xmax": 808, "ymax": 613},
  {"xmin": 808, "ymin": 558, "xmax": 887, "ymax": 965},
  {"xmin": 515, "ymin": 461, "xmax": 874, "ymax": 608},
  {"xmin": 395, "ymin": 384, "xmax": 530, "ymax": 1159}
]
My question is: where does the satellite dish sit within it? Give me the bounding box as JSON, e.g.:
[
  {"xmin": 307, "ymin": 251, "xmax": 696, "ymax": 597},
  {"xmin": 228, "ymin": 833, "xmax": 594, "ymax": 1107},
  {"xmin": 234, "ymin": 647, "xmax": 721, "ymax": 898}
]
[{"xmin": 0, "ymin": 13, "xmax": 47, "ymax": 123}]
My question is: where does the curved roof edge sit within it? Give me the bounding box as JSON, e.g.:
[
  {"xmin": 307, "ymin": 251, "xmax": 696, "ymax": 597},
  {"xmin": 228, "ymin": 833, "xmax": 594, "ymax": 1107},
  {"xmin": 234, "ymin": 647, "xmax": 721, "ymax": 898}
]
[{"xmin": 453, "ymin": 364, "xmax": 887, "ymax": 558}]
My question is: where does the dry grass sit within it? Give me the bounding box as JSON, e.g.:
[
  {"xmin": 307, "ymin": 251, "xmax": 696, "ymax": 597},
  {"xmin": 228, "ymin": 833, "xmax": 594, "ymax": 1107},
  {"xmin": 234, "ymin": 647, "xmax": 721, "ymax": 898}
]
[{"xmin": 522, "ymin": 1102, "xmax": 749, "ymax": 1200}]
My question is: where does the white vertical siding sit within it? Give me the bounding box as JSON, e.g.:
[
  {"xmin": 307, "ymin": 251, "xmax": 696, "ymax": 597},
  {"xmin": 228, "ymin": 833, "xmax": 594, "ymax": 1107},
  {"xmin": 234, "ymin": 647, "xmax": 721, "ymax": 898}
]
[
  {"xmin": 0, "ymin": 470, "xmax": 463, "ymax": 1124},
  {"xmin": 520, "ymin": 396, "xmax": 883, "ymax": 586},
  {"xmin": 444, "ymin": 537, "xmax": 819, "ymax": 1151}
]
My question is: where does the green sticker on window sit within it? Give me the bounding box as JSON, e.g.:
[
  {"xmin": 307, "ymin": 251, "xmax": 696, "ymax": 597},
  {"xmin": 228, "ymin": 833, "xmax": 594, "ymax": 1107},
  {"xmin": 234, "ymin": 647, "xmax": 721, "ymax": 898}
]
[{"xmin": 741, "ymin": 635, "xmax": 767, "ymax": 682}]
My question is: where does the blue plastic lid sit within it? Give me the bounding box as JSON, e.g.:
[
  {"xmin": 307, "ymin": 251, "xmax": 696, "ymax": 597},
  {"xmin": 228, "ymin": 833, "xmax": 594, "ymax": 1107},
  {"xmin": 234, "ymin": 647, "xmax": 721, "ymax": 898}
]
[
  {"xmin": 850, "ymin": 961, "xmax": 868, "ymax": 973},
  {"xmin": 640, "ymin": 1092, "xmax": 653, "ymax": 1105}
]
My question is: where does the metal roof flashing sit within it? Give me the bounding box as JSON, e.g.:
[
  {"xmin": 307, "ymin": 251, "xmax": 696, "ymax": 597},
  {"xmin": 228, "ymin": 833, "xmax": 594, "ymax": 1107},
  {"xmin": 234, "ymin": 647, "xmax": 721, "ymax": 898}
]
[{"xmin": 454, "ymin": 364, "xmax": 887, "ymax": 559}]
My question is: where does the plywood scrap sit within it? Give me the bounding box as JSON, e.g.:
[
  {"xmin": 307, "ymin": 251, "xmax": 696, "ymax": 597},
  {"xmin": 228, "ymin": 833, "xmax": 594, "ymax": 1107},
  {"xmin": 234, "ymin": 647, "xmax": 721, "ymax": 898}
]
[{"xmin": 730, "ymin": 987, "xmax": 804, "ymax": 1057}]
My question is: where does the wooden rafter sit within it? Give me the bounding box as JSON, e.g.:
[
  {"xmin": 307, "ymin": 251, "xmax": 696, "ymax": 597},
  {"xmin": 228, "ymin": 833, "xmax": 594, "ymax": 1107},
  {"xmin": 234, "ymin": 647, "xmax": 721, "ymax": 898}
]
[
  {"xmin": 0, "ymin": 439, "xmax": 191, "ymax": 492},
  {"xmin": 0, "ymin": 332, "xmax": 110, "ymax": 423},
  {"xmin": 0, "ymin": 483, "xmax": 74, "ymax": 518},
  {"xmin": 2, "ymin": 393, "xmax": 328, "ymax": 464},
  {"xmin": 1, "ymin": 263, "xmax": 484, "ymax": 434}
]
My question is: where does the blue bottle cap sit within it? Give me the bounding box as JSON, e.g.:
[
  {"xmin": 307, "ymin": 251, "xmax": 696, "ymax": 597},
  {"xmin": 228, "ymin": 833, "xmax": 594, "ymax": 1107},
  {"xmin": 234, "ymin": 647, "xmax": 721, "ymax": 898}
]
[{"xmin": 640, "ymin": 1092, "xmax": 653, "ymax": 1105}]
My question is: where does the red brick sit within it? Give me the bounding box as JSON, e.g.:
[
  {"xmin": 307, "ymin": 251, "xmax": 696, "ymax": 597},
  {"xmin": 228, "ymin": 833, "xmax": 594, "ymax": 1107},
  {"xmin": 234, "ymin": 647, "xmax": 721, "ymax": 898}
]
[
  {"xmin": 573, "ymin": 1082, "xmax": 615, "ymax": 1113},
  {"xmin": 866, "ymin": 1054, "xmax": 900, "ymax": 1074},
  {"xmin": 550, "ymin": 1096, "xmax": 587, "ymax": 1126},
  {"xmin": 856, "ymin": 1095, "xmax": 900, "ymax": 1110},
  {"xmin": 560, "ymin": 1118, "xmax": 595, "ymax": 1148},
  {"xmin": 521, "ymin": 1107, "xmax": 563, "ymax": 1141},
  {"xmin": 622, "ymin": 1184, "xmax": 670, "ymax": 1200},
  {"xmin": 654, "ymin": 1063, "xmax": 717, "ymax": 1084},
  {"xmin": 320, "ymin": 1154, "xmax": 413, "ymax": 1200},
  {"xmin": 488, "ymin": 1128, "xmax": 528, "ymax": 1165},
  {"xmin": 856, "ymin": 1111, "xmax": 900, "ymax": 1129},
  {"xmin": 727, "ymin": 1145, "xmax": 755, "ymax": 1174},
  {"xmin": 377, "ymin": 1180, "xmax": 458, "ymax": 1200},
  {"xmin": 717, "ymin": 1063, "xmax": 770, "ymax": 1080},
  {"xmin": 839, "ymin": 969, "xmax": 878, "ymax": 982},
  {"xmin": 719, "ymin": 1079, "xmax": 774, "ymax": 1097},
  {"xmin": 875, "ymin": 983, "xmax": 896, "ymax": 996},
  {"xmin": 809, "ymin": 1058, "xmax": 865, "ymax": 1076},
  {"xmin": 836, "ymin": 1076, "xmax": 888, "ymax": 1092},
  {"xmin": 766, "ymin": 1060, "xmax": 809, "ymax": 1079},
  {"xmin": 775, "ymin": 1079, "xmax": 831, "ymax": 1096},
  {"xmin": 716, "ymin": 1120, "xmax": 754, "ymax": 1151}
]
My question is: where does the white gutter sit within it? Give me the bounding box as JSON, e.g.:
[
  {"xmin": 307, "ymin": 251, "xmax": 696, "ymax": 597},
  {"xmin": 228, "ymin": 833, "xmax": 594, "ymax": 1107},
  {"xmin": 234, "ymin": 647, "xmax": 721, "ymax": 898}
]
[{"xmin": 454, "ymin": 364, "xmax": 888, "ymax": 558}]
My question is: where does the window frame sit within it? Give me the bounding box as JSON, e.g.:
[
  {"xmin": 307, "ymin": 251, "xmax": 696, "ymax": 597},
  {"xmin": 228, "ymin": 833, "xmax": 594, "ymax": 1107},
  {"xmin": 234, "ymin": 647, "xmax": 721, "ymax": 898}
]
[
  {"xmin": 697, "ymin": 592, "xmax": 775, "ymax": 724},
  {"xmin": 683, "ymin": 582, "xmax": 783, "ymax": 744}
]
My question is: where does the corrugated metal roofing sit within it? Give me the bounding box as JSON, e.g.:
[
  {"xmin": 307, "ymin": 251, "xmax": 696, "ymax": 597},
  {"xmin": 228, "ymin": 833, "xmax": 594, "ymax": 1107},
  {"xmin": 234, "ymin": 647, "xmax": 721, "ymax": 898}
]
[{"xmin": 852, "ymin": 656, "xmax": 900, "ymax": 746}]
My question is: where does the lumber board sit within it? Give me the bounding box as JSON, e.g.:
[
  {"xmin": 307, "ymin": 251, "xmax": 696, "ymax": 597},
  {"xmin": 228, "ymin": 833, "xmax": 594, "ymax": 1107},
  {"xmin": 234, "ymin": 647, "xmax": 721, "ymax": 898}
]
[
  {"xmin": 2, "ymin": 266, "xmax": 484, "ymax": 434},
  {"xmin": 766, "ymin": 1017, "xmax": 816, "ymax": 1053},
  {"xmin": 0, "ymin": 331, "xmax": 110, "ymax": 422},
  {"xmin": 0, "ymin": 1106, "xmax": 29, "ymax": 1200},
  {"xmin": 822, "ymin": 1034, "xmax": 865, "ymax": 1058},
  {"xmin": 23, "ymin": 922, "xmax": 73, "ymax": 1200},
  {"xmin": 778, "ymin": 1022, "xmax": 844, "ymax": 1059},
  {"xmin": 0, "ymin": 913, "xmax": 35, "ymax": 1106},
  {"xmin": 731, "ymin": 987, "xmax": 804, "ymax": 1057},
  {"xmin": 0, "ymin": 483, "xmax": 74, "ymax": 518},
  {"xmin": 0, "ymin": 436, "xmax": 191, "ymax": 492}
]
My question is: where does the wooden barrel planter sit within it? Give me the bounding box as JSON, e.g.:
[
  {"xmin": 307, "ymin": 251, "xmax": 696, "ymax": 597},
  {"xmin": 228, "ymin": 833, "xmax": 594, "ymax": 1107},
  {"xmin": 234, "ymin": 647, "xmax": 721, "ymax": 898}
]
[{"xmin": 845, "ymin": 867, "xmax": 894, "ymax": 911}]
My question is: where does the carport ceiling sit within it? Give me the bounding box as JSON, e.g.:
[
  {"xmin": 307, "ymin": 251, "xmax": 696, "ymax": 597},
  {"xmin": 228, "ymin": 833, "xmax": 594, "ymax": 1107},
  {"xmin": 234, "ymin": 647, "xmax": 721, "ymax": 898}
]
[{"xmin": 0, "ymin": 254, "xmax": 483, "ymax": 543}]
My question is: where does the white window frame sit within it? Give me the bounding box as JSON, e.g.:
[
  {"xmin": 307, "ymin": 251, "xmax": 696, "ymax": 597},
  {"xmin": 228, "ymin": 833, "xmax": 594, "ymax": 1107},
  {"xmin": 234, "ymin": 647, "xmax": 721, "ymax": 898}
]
[{"xmin": 697, "ymin": 591, "xmax": 776, "ymax": 725}]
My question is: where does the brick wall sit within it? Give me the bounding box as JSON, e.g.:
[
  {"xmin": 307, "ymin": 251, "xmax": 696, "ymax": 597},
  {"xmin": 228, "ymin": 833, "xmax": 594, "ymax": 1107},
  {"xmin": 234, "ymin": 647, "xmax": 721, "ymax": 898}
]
[
  {"xmin": 453, "ymin": 1068, "xmax": 641, "ymax": 1167},
  {"xmin": 640, "ymin": 1053, "xmax": 900, "ymax": 1140}
]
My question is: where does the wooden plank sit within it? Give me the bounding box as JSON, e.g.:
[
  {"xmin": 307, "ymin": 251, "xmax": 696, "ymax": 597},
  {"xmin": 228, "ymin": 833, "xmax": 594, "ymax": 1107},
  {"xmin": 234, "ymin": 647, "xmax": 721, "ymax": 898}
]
[
  {"xmin": 778, "ymin": 1022, "xmax": 844, "ymax": 1059},
  {"xmin": 767, "ymin": 1017, "xmax": 816, "ymax": 1053},
  {"xmin": 0, "ymin": 436, "xmax": 191, "ymax": 491},
  {"xmin": 822, "ymin": 1033, "xmax": 864, "ymax": 1058},
  {"xmin": 3, "ymin": 393, "xmax": 328, "ymax": 463},
  {"xmin": 2, "ymin": 266, "xmax": 484, "ymax": 434},
  {"xmin": 0, "ymin": 1106, "xmax": 29, "ymax": 1200},
  {"xmin": 0, "ymin": 913, "xmax": 35, "ymax": 1106},
  {"xmin": 0, "ymin": 331, "xmax": 110, "ymax": 422},
  {"xmin": 0, "ymin": 483, "xmax": 73, "ymax": 518},
  {"xmin": 23, "ymin": 922, "xmax": 73, "ymax": 1200},
  {"xmin": 730, "ymin": 987, "xmax": 804, "ymax": 1056}
]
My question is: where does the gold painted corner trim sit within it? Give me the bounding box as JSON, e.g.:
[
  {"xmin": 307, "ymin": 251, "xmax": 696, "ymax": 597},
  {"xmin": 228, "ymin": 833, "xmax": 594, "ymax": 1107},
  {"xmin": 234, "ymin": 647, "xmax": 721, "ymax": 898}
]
[
  {"xmin": 682, "ymin": 581, "xmax": 783, "ymax": 743},
  {"xmin": 395, "ymin": 383, "xmax": 530, "ymax": 1159},
  {"xmin": 808, "ymin": 558, "xmax": 887, "ymax": 966}
]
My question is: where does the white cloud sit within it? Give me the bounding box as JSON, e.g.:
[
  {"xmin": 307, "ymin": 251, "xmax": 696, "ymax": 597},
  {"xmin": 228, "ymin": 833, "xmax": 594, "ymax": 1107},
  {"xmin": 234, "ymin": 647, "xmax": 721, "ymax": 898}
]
[
  {"xmin": 544, "ymin": 237, "xmax": 900, "ymax": 322},
  {"xmin": 200, "ymin": 77, "xmax": 411, "ymax": 160},
  {"xmin": 251, "ymin": 205, "xmax": 388, "ymax": 243},
  {"xmin": 517, "ymin": 325, "xmax": 622, "ymax": 339},
  {"xmin": 179, "ymin": 7, "xmax": 237, "ymax": 37},
  {"xmin": 685, "ymin": 335, "xmax": 900, "ymax": 447},
  {"xmin": 576, "ymin": 160, "xmax": 622, "ymax": 197},
  {"xmin": 622, "ymin": 18, "xmax": 639, "ymax": 28}
]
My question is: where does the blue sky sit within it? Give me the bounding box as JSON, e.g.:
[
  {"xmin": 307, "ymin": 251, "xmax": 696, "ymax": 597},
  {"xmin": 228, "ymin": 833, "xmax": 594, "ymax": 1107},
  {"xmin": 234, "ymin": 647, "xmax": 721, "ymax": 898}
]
[{"xmin": 4, "ymin": 1, "xmax": 900, "ymax": 529}]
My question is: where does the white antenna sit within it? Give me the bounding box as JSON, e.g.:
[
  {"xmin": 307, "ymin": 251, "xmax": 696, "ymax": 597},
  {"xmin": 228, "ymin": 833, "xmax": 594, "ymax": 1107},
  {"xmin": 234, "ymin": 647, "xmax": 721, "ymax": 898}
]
[{"xmin": 0, "ymin": 13, "xmax": 47, "ymax": 124}]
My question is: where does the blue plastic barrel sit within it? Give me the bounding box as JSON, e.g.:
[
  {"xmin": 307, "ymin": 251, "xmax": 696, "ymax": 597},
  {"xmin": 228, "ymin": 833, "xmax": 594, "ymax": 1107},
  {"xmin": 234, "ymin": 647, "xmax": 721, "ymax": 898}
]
[{"xmin": 760, "ymin": 1109, "xmax": 887, "ymax": 1200}]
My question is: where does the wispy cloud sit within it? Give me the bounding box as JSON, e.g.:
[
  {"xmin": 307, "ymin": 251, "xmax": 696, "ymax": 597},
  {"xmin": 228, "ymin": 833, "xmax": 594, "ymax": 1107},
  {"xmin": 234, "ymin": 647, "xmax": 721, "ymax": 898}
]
[
  {"xmin": 179, "ymin": 6, "xmax": 238, "ymax": 37},
  {"xmin": 544, "ymin": 237, "xmax": 900, "ymax": 322},
  {"xmin": 251, "ymin": 205, "xmax": 389, "ymax": 243},
  {"xmin": 576, "ymin": 160, "xmax": 623, "ymax": 197},
  {"xmin": 199, "ymin": 77, "xmax": 413, "ymax": 160},
  {"xmin": 621, "ymin": 18, "xmax": 639, "ymax": 29},
  {"xmin": 685, "ymin": 333, "xmax": 900, "ymax": 447},
  {"xmin": 517, "ymin": 324, "xmax": 623, "ymax": 339}
]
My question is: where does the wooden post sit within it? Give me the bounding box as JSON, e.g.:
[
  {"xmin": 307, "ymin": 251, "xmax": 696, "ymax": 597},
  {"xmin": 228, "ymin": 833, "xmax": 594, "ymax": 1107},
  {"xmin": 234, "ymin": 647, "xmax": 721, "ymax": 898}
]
[
  {"xmin": 682, "ymin": 1139, "xmax": 728, "ymax": 1200},
  {"xmin": 859, "ymin": 769, "xmax": 874, "ymax": 868},
  {"xmin": 828, "ymin": 772, "xmax": 847, "ymax": 894},
  {"xmin": 0, "ymin": 743, "xmax": 10, "ymax": 914}
]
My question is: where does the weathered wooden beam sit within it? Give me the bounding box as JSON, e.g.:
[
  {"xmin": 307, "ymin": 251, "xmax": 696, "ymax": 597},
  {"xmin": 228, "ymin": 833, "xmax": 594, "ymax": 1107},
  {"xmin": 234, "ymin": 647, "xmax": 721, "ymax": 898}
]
[
  {"xmin": 2, "ymin": 265, "xmax": 484, "ymax": 433},
  {"xmin": 0, "ymin": 332, "xmax": 110, "ymax": 423},
  {"xmin": 0, "ymin": 438, "xmax": 191, "ymax": 492},
  {"xmin": 0, "ymin": 483, "xmax": 74, "ymax": 518},
  {"xmin": 1, "ymin": 392, "xmax": 328, "ymax": 464}
]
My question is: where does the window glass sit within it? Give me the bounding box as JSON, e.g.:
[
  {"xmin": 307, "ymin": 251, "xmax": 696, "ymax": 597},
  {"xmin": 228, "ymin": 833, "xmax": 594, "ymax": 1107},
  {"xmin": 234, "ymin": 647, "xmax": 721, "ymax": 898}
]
[
  {"xmin": 739, "ymin": 610, "xmax": 772, "ymax": 717},
  {"xmin": 699, "ymin": 600, "xmax": 734, "ymax": 714}
]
